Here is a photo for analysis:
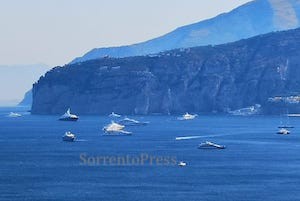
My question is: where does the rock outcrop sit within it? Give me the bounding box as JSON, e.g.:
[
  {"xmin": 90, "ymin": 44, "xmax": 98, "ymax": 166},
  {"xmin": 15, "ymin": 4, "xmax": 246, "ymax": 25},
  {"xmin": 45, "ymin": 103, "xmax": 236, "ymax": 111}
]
[
  {"xmin": 32, "ymin": 28, "xmax": 300, "ymax": 115},
  {"xmin": 18, "ymin": 89, "xmax": 32, "ymax": 107}
]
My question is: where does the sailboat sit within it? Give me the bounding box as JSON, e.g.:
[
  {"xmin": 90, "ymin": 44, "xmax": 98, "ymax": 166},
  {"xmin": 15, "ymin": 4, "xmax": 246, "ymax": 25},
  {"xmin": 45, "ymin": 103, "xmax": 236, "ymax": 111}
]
[
  {"xmin": 275, "ymin": 60, "xmax": 294, "ymax": 133},
  {"xmin": 59, "ymin": 108, "xmax": 79, "ymax": 121},
  {"xmin": 277, "ymin": 113, "xmax": 292, "ymax": 134},
  {"xmin": 109, "ymin": 112, "xmax": 121, "ymax": 118},
  {"xmin": 278, "ymin": 112, "xmax": 294, "ymax": 129}
]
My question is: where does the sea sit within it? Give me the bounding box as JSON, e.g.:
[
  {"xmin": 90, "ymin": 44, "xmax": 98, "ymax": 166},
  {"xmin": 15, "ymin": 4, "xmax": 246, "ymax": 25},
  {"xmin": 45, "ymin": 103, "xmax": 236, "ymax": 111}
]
[{"xmin": 1, "ymin": 107, "xmax": 300, "ymax": 201}]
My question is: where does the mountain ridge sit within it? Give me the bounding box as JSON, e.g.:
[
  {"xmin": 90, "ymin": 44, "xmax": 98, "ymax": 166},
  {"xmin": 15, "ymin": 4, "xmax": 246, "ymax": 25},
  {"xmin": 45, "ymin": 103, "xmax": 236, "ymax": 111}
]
[{"xmin": 71, "ymin": 0, "xmax": 300, "ymax": 64}]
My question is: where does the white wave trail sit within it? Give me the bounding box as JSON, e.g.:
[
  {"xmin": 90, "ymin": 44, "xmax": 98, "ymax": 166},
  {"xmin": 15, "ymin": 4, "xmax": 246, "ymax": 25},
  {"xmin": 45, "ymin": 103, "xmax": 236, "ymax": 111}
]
[
  {"xmin": 175, "ymin": 133, "xmax": 236, "ymax": 140},
  {"xmin": 75, "ymin": 139, "xmax": 88, "ymax": 142}
]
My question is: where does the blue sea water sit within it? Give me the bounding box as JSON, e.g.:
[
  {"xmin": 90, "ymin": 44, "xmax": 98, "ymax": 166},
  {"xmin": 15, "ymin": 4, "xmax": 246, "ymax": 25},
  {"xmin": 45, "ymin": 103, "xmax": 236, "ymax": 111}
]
[{"xmin": 1, "ymin": 107, "xmax": 300, "ymax": 201}]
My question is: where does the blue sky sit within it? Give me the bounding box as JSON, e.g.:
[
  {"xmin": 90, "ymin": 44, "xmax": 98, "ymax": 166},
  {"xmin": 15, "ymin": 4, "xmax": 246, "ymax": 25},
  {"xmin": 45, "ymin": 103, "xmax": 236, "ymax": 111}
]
[
  {"xmin": 0, "ymin": 0, "xmax": 251, "ymax": 67},
  {"xmin": 0, "ymin": 0, "xmax": 252, "ymax": 105}
]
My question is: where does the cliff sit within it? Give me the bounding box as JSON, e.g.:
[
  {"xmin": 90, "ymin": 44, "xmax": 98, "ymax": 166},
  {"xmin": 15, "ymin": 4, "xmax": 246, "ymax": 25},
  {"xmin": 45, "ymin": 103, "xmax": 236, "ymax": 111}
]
[
  {"xmin": 32, "ymin": 28, "xmax": 300, "ymax": 115},
  {"xmin": 18, "ymin": 89, "xmax": 32, "ymax": 107}
]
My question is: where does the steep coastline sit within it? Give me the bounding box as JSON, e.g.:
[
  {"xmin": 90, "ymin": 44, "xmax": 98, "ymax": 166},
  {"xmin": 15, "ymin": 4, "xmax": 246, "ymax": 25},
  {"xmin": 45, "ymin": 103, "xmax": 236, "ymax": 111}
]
[{"xmin": 32, "ymin": 28, "xmax": 300, "ymax": 115}]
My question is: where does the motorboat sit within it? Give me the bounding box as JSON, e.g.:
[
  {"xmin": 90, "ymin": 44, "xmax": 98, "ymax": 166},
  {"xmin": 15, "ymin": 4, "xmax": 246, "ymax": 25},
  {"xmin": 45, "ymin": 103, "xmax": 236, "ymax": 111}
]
[
  {"xmin": 109, "ymin": 112, "xmax": 121, "ymax": 118},
  {"xmin": 178, "ymin": 113, "xmax": 197, "ymax": 120},
  {"xmin": 178, "ymin": 161, "xmax": 187, "ymax": 167},
  {"xmin": 59, "ymin": 108, "xmax": 79, "ymax": 121},
  {"xmin": 102, "ymin": 121, "xmax": 132, "ymax": 135},
  {"xmin": 198, "ymin": 141, "xmax": 226, "ymax": 149},
  {"xmin": 277, "ymin": 128, "xmax": 290, "ymax": 135},
  {"xmin": 8, "ymin": 112, "xmax": 22, "ymax": 117},
  {"xmin": 228, "ymin": 104, "xmax": 261, "ymax": 116},
  {"xmin": 104, "ymin": 121, "xmax": 124, "ymax": 131},
  {"xmin": 117, "ymin": 117, "xmax": 149, "ymax": 126},
  {"xmin": 62, "ymin": 131, "xmax": 76, "ymax": 142}
]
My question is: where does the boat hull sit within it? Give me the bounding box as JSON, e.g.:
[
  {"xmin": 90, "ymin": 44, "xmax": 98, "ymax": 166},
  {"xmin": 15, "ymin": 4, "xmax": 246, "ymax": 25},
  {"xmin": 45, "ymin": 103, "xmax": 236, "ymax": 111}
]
[
  {"xmin": 118, "ymin": 121, "xmax": 149, "ymax": 126},
  {"xmin": 102, "ymin": 130, "xmax": 132, "ymax": 136},
  {"xmin": 198, "ymin": 145, "xmax": 226, "ymax": 149},
  {"xmin": 198, "ymin": 142, "xmax": 226, "ymax": 149},
  {"xmin": 59, "ymin": 117, "xmax": 78, "ymax": 121},
  {"xmin": 277, "ymin": 132, "xmax": 290, "ymax": 135},
  {"xmin": 102, "ymin": 133, "xmax": 132, "ymax": 136},
  {"xmin": 62, "ymin": 136, "xmax": 76, "ymax": 142}
]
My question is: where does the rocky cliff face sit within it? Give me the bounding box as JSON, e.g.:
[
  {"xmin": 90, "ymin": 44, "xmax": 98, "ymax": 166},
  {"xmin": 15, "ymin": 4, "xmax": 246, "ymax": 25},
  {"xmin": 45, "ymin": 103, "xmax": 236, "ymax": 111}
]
[
  {"xmin": 18, "ymin": 89, "xmax": 32, "ymax": 107},
  {"xmin": 71, "ymin": 0, "xmax": 300, "ymax": 64},
  {"xmin": 32, "ymin": 28, "xmax": 300, "ymax": 115}
]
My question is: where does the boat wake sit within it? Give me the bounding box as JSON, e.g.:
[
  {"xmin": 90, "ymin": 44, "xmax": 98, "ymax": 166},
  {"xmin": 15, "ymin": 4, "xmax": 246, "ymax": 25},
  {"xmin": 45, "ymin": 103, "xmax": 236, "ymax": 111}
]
[
  {"xmin": 175, "ymin": 133, "xmax": 237, "ymax": 140},
  {"xmin": 175, "ymin": 136, "xmax": 203, "ymax": 140},
  {"xmin": 75, "ymin": 139, "xmax": 88, "ymax": 142}
]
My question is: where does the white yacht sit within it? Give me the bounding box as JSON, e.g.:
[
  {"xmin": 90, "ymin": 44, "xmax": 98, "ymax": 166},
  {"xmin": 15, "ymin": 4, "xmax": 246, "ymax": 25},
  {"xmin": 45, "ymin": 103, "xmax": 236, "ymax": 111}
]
[
  {"xmin": 59, "ymin": 108, "xmax": 79, "ymax": 121},
  {"xmin": 277, "ymin": 128, "xmax": 290, "ymax": 135},
  {"xmin": 62, "ymin": 131, "xmax": 76, "ymax": 142},
  {"xmin": 8, "ymin": 112, "xmax": 22, "ymax": 117},
  {"xmin": 109, "ymin": 112, "xmax": 121, "ymax": 118},
  {"xmin": 117, "ymin": 117, "xmax": 149, "ymax": 126},
  {"xmin": 178, "ymin": 113, "xmax": 197, "ymax": 120},
  {"xmin": 198, "ymin": 141, "xmax": 226, "ymax": 149},
  {"xmin": 178, "ymin": 161, "xmax": 187, "ymax": 167},
  {"xmin": 102, "ymin": 121, "xmax": 132, "ymax": 135}
]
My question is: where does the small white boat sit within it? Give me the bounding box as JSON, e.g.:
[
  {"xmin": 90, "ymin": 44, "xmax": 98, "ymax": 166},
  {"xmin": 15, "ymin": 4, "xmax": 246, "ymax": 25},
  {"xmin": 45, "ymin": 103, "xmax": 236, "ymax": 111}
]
[
  {"xmin": 277, "ymin": 128, "xmax": 290, "ymax": 135},
  {"xmin": 178, "ymin": 113, "xmax": 197, "ymax": 120},
  {"xmin": 8, "ymin": 112, "xmax": 22, "ymax": 117},
  {"xmin": 198, "ymin": 141, "xmax": 226, "ymax": 149},
  {"xmin": 62, "ymin": 131, "xmax": 76, "ymax": 142},
  {"xmin": 117, "ymin": 117, "xmax": 149, "ymax": 126},
  {"xmin": 109, "ymin": 112, "xmax": 121, "ymax": 118},
  {"xmin": 59, "ymin": 108, "xmax": 79, "ymax": 121},
  {"xmin": 178, "ymin": 161, "xmax": 187, "ymax": 167},
  {"xmin": 102, "ymin": 121, "xmax": 132, "ymax": 135}
]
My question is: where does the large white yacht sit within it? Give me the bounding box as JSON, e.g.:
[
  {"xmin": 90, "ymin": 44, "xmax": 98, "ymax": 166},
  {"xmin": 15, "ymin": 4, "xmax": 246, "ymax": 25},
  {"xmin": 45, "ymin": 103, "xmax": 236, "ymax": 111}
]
[
  {"xmin": 102, "ymin": 121, "xmax": 131, "ymax": 135},
  {"xmin": 178, "ymin": 113, "xmax": 197, "ymax": 120}
]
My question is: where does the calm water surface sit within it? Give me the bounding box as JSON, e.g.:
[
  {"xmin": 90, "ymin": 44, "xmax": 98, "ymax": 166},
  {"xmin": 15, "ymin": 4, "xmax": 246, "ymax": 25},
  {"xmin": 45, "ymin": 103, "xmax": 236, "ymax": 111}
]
[{"xmin": 0, "ymin": 107, "xmax": 300, "ymax": 201}]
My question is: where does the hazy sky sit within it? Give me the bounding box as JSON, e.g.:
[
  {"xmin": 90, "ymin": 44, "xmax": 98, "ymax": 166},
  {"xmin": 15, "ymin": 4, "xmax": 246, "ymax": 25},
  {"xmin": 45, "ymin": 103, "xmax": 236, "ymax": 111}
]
[{"xmin": 0, "ymin": 0, "xmax": 251, "ymax": 67}]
